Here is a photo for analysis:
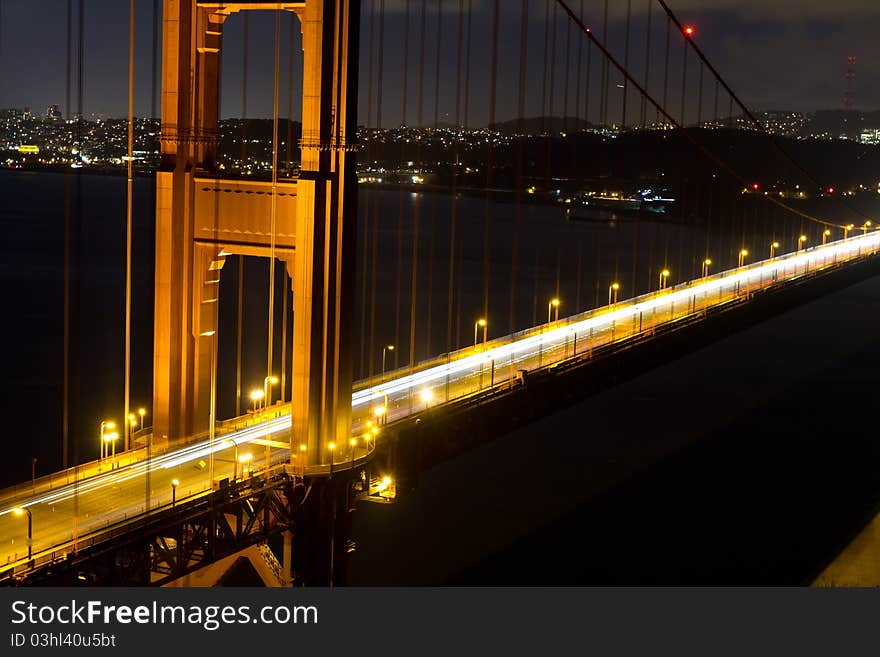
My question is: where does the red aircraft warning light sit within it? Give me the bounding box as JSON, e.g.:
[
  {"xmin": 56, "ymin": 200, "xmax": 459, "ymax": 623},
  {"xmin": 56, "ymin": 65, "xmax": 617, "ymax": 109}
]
[
  {"xmin": 752, "ymin": 183, "xmax": 760, "ymax": 191},
  {"xmin": 683, "ymin": 25, "xmax": 695, "ymax": 37}
]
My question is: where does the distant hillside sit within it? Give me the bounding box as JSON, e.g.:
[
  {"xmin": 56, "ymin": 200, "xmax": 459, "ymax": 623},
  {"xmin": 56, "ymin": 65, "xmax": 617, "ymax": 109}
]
[{"xmin": 489, "ymin": 116, "xmax": 595, "ymax": 135}]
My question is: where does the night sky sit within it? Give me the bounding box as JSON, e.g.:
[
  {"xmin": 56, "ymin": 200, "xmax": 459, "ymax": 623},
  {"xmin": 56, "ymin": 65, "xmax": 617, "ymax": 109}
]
[{"xmin": 0, "ymin": 0, "xmax": 878, "ymax": 123}]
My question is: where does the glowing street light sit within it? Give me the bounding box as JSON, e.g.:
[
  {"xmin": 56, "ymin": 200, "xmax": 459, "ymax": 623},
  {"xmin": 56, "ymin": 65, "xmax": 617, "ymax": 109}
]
[
  {"xmin": 474, "ymin": 318, "xmax": 487, "ymax": 350},
  {"xmin": 249, "ymin": 389, "xmax": 264, "ymax": 412},
  {"xmin": 171, "ymin": 479, "xmax": 179, "ymax": 506},
  {"xmin": 862, "ymin": 221, "xmax": 873, "ymax": 235},
  {"xmin": 770, "ymin": 241, "xmax": 780, "ymax": 259},
  {"xmin": 798, "ymin": 235, "xmax": 807, "ymax": 251},
  {"xmin": 137, "ymin": 407, "xmax": 147, "ymax": 431},
  {"xmin": 419, "ymin": 388, "xmax": 434, "ymax": 409},
  {"xmin": 844, "ymin": 223, "xmax": 854, "ymax": 239},
  {"xmin": 382, "ymin": 344, "xmax": 395, "ymax": 379},
  {"xmin": 99, "ymin": 420, "xmax": 116, "ymax": 461},
  {"xmin": 104, "ymin": 431, "xmax": 119, "ymax": 463},
  {"xmin": 263, "ymin": 375, "xmax": 279, "ymax": 408},
  {"xmin": 12, "ymin": 507, "xmax": 32, "ymax": 560},
  {"xmin": 608, "ymin": 283, "xmax": 620, "ymax": 305},
  {"xmin": 659, "ymin": 269, "xmax": 670, "ymax": 290},
  {"xmin": 238, "ymin": 452, "xmax": 253, "ymax": 477},
  {"xmin": 822, "ymin": 229, "xmax": 831, "ymax": 245},
  {"xmin": 373, "ymin": 404, "xmax": 387, "ymax": 426},
  {"xmin": 547, "ymin": 298, "xmax": 560, "ymax": 323},
  {"xmin": 701, "ymin": 259, "xmax": 712, "ymax": 278},
  {"xmin": 738, "ymin": 249, "xmax": 749, "ymax": 268},
  {"xmin": 328, "ymin": 442, "xmax": 336, "ymax": 475}
]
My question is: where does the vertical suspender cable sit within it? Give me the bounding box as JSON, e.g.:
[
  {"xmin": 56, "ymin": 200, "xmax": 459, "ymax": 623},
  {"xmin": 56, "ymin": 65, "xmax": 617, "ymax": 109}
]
[
  {"xmin": 621, "ymin": 0, "xmax": 631, "ymax": 129},
  {"xmin": 509, "ymin": 0, "xmax": 528, "ymax": 337},
  {"xmin": 268, "ymin": 11, "xmax": 281, "ymax": 406},
  {"xmin": 641, "ymin": 0, "xmax": 652, "ymax": 127},
  {"xmin": 483, "ymin": 0, "xmax": 499, "ymax": 322},
  {"xmin": 123, "ymin": 0, "xmax": 134, "ymax": 452},
  {"xmin": 369, "ymin": 0, "xmax": 386, "ymax": 378},
  {"xmin": 360, "ymin": 0, "xmax": 375, "ymax": 379},
  {"xmin": 394, "ymin": 0, "xmax": 412, "ymax": 371},
  {"xmin": 409, "ymin": 0, "xmax": 427, "ymax": 370},
  {"xmin": 63, "ymin": 0, "xmax": 73, "ymax": 469},
  {"xmin": 425, "ymin": 0, "xmax": 443, "ymax": 359},
  {"xmin": 235, "ymin": 15, "xmax": 249, "ymax": 415}
]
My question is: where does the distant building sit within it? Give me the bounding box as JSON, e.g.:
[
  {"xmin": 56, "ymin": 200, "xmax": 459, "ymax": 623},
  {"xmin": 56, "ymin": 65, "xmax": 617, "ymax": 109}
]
[
  {"xmin": 859, "ymin": 128, "xmax": 880, "ymax": 145},
  {"xmin": 46, "ymin": 104, "xmax": 62, "ymax": 121}
]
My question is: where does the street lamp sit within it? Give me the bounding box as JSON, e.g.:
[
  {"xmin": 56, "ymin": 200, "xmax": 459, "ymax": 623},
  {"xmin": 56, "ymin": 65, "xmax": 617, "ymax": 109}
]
[
  {"xmin": 659, "ymin": 269, "xmax": 670, "ymax": 290},
  {"xmin": 474, "ymin": 318, "xmax": 487, "ymax": 350},
  {"xmin": 738, "ymin": 249, "xmax": 749, "ymax": 268},
  {"xmin": 863, "ymin": 221, "xmax": 872, "ymax": 235},
  {"xmin": 225, "ymin": 439, "xmax": 239, "ymax": 479},
  {"xmin": 137, "ymin": 407, "xmax": 147, "ymax": 430},
  {"xmin": 171, "ymin": 479, "xmax": 179, "ymax": 506},
  {"xmin": 328, "ymin": 442, "xmax": 336, "ymax": 475},
  {"xmin": 238, "ymin": 452, "xmax": 253, "ymax": 478},
  {"xmin": 844, "ymin": 223, "xmax": 854, "ymax": 239},
  {"xmin": 12, "ymin": 507, "xmax": 32, "ymax": 561},
  {"xmin": 100, "ymin": 420, "xmax": 116, "ymax": 460},
  {"xmin": 798, "ymin": 234, "xmax": 807, "ymax": 251},
  {"xmin": 249, "ymin": 389, "xmax": 264, "ymax": 412},
  {"xmin": 104, "ymin": 431, "xmax": 119, "ymax": 464},
  {"xmin": 373, "ymin": 404, "xmax": 387, "ymax": 426},
  {"xmin": 608, "ymin": 283, "xmax": 620, "ymax": 305},
  {"xmin": 701, "ymin": 259, "xmax": 712, "ymax": 278},
  {"xmin": 419, "ymin": 388, "xmax": 434, "ymax": 409},
  {"xmin": 770, "ymin": 241, "xmax": 780, "ymax": 259},
  {"xmin": 381, "ymin": 344, "xmax": 395, "ymax": 378},
  {"xmin": 822, "ymin": 229, "xmax": 831, "ymax": 245},
  {"xmin": 349, "ymin": 437, "xmax": 358, "ymax": 467},
  {"xmin": 547, "ymin": 298, "xmax": 560, "ymax": 323},
  {"xmin": 263, "ymin": 375, "xmax": 279, "ymax": 409}
]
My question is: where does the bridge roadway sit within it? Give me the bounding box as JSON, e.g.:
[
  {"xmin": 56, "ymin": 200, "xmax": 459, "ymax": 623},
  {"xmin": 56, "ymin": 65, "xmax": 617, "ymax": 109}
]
[{"xmin": 2, "ymin": 230, "xmax": 879, "ymax": 576}]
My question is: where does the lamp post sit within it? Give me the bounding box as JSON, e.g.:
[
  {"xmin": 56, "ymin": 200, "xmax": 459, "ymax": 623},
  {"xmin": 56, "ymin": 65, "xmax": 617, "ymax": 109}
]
[
  {"xmin": 419, "ymin": 388, "xmax": 434, "ymax": 410},
  {"xmin": 770, "ymin": 241, "xmax": 779, "ymax": 259},
  {"xmin": 798, "ymin": 235, "xmax": 807, "ymax": 251},
  {"xmin": 31, "ymin": 457, "xmax": 37, "ymax": 495},
  {"xmin": 12, "ymin": 507, "xmax": 32, "ymax": 561},
  {"xmin": 349, "ymin": 437, "xmax": 358, "ymax": 468},
  {"xmin": 373, "ymin": 404, "xmax": 387, "ymax": 426},
  {"xmin": 863, "ymin": 221, "xmax": 872, "ymax": 235},
  {"xmin": 328, "ymin": 442, "xmax": 336, "ymax": 476},
  {"xmin": 844, "ymin": 224, "xmax": 854, "ymax": 239},
  {"xmin": 738, "ymin": 249, "xmax": 749, "ymax": 268},
  {"xmin": 171, "ymin": 479, "xmax": 179, "ymax": 507},
  {"xmin": 128, "ymin": 415, "xmax": 137, "ymax": 447},
  {"xmin": 474, "ymin": 318, "xmax": 487, "ymax": 350},
  {"xmin": 701, "ymin": 259, "xmax": 711, "ymax": 278},
  {"xmin": 104, "ymin": 431, "xmax": 119, "ymax": 466},
  {"xmin": 225, "ymin": 439, "xmax": 239, "ymax": 480},
  {"xmin": 138, "ymin": 407, "xmax": 146, "ymax": 430},
  {"xmin": 99, "ymin": 420, "xmax": 116, "ymax": 461},
  {"xmin": 608, "ymin": 283, "xmax": 620, "ymax": 305},
  {"xmin": 263, "ymin": 375, "xmax": 279, "ymax": 409},
  {"xmin": 547, "ymin": 298, "xmax": 560, "ymax": 323},
  {"xmin": 659, "ymin": 269, "xmax": 670, "ymax": 290},
  {"xmin": 822, "ymin": 229, "xmax": 831, "ymax": 245},
  {"xmin": 250, "ymin": 389, "xmax": 264, "ymax": 412},
  {"xmin": 381, "ymin": 344, "xmax": 395, "ymax": 378},
  {"xmin": 238, "ymin": 453, "xmax": 253, "ymax": 478}
]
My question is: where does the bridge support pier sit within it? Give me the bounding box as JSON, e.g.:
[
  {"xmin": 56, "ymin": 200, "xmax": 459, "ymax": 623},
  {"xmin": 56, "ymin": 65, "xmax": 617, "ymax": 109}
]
[{"xmin": 293, "ymin": 475, "xmax": 356, "ymax": 586}]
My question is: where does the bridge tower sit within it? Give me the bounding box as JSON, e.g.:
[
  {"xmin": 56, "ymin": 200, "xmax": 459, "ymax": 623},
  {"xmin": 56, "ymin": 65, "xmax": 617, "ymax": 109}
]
[{"xmin": 153, "ymin": 0, "xmax": 359, "ymax": 468}]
